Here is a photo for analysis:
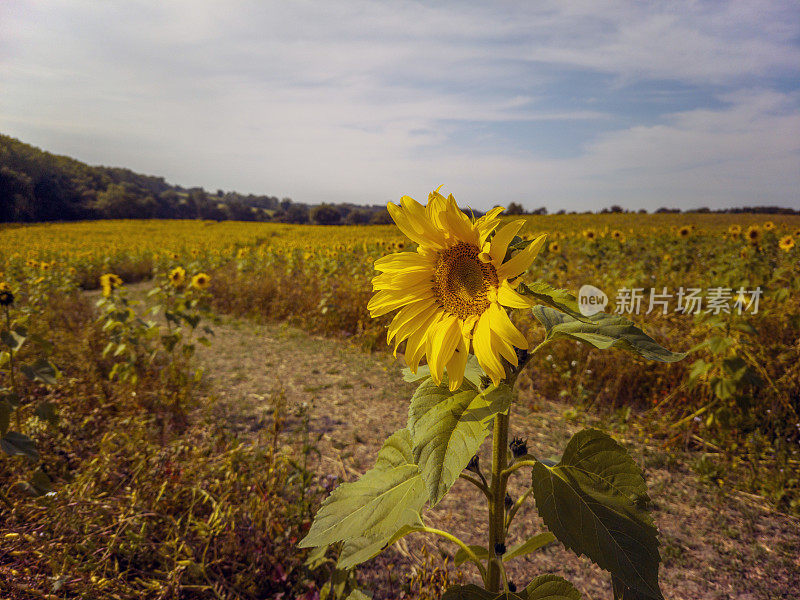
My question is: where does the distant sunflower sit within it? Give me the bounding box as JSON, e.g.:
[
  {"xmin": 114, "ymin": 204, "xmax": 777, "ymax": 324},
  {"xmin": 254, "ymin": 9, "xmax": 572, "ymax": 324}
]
[
  {"xmin": 99, "ymin": 273, "xmax": 123, "ymax": 297},
  {"xmin": 582, "ymin": 229, "xmax": 598, "ymax": 242},
  {"xmin": 548, "ymin": 241, "xmax": 561, "ymax": 253},
  {"xmin": 191, "ymin": 272, "xmax": 211, "ymax": 290},
  {"xmin": 169, "ymin": 266, "xmax": 186, "ymax": 287},
  {"xmin": 739, "ymin": 246, "xmax": 750, "ymax": 259},
  {"xmin": 746, "ymin": 225, "xmax": 761, "ymax": 245},
  {"xmin": 763, "ymin": 221, "xmax": 775, "ymax": 231},
  {"xmin": 779, "ymin": 235, "xmax": 795, "ymax": 252},
  {"xmin": 611, "ymin": 230, "xmax": 625, "ymax": 243},
  {"xmin": 728, "ymin": 224, "xmax": 741, "ymax": 237},
  {"xmin": 368, "ymin": 188, "xmax": 546, "ymax": 390},
  {"xmin": 677, "ymin": 226, "xmax": 692, "ymax": 238}
]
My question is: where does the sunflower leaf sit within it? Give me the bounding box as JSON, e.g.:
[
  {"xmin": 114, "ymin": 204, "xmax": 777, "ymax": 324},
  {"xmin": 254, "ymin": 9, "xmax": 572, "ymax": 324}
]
[
  {"xmin": 337, "ymin": 521, "xmax": 423, "ymax": 569},
  {"xmin": 504, "ymin": 531, "xmax": 556, "ymax": 562},
  {"xmin": 408, "ymin": 379, "xmax": 512, "ymax": 505},
  {"xmin": 525, "ymin": 574, "xmax": 582, "ymax": 600},
  {"xmin": 298, "ymin": 429, "xmax": 427, "ymax": 548},
  {"xmin": 532, "ymin": 306, "xmax": 686, "ymax": 362},
  {"xmin": 441, "ymin": 584, "xmax": 526, "ymax": 600},
  {"xmin": 519, "ymin": 282, "xmax": 588, "ymax": 322},
  {"xmin": 530, "ymin": 429, "xmax": 662, "ymax": 600}
]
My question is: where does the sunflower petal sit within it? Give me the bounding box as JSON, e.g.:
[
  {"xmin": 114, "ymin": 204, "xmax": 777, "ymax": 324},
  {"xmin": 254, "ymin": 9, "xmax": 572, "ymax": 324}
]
[
  {"xmin": 497, "ymin": 280, "xmax": 534, "ymax": 309},
  {"xmin": 474, "ymin": 312, "xmax": 505, "ymax": 385},
  {"xmin": 445, "ymin": 337, "xmax": 468, "ymax": 392},
  {"xmin": 489, "ymin": 220, "xmax": 526, "ymax": 265},
  {"xmin": 428, "ymin": 314, "xmax": 460, "ymax": 384},
  {"xmin": 488, "ymin": 302, "xmax": 529, "ymax": 349},
  {"xmin": 496, "ymin": 233, "xmax": 547, "ymax": 281}
]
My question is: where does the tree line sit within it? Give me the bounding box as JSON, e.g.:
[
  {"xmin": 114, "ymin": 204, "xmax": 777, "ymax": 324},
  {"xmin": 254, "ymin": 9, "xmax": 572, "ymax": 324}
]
[{"xmin": 1, "ymin": 134, "xmax": 796, "ymax": 224}]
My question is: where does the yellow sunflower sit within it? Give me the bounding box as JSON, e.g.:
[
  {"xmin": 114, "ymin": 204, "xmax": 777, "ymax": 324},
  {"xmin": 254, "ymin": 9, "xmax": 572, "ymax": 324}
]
[
  {"xmin": 0, "ymin": 282, "xmax": 13, "ymax": 306},
  {"xmin": 191, "ymin": 272, "xmax": 211, "ymax": 289},
  {"xmin": 779, "ymin": 235, "xmax": 795, "ymax": 252},
  {"xmin": 677, "ymin": 226, "xmax": 692, "ymax": 238},
  {"xmin": 582, "ymin": 229, "xmax": 598, "ymax": 242},
  {"xmin": 745, "ymin": 225, "xmax": 761, "ymax": 245},
  {"xmin": 728, "ymin": 224, "xmax": 741, "ymax": 237},
  {"xmin": 368, "ymin": 189, "xmax": 546, "ymax": 390},
  {"xmin": 548, "ymin": 241, "xmax": 561, "ymax": 253},
  {"xmin": 763, "ymin": 221, "xmax": 775, "ymax": 231},
  {"xmin": 99, "ymin": 273, "xmax": 123, "ymax": 297},
  {"xmin": 611, "ymin": 230, "xmax": 626, "ymax": 243},
  {"xmin": 169, "ymin": 266, "xmax": 186, "ymax": 287}
]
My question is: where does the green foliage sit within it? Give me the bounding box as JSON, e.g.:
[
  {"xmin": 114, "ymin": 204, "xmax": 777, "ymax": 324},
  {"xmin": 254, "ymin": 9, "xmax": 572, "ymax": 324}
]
[
  {"xmin": 532, "ymin": 306, "xmax": 686, "ymax": 362},
  {"xmin": 299, "ymin": 428, "xmax": 427, "ymax": 549},
  {"xmin": 441, "ymin": 584, "xmax": 526, "ymax": 599},
  {"xmin": 530, "ymin": 429, "xmax": 662, "ymax": 599},
  {"xmin": 408, "ymin": 378, "xmax": 512, "ymax": 504},
  {"xmin": 525, "ymin": 575, "xmax": 582, "ymax": 600}
]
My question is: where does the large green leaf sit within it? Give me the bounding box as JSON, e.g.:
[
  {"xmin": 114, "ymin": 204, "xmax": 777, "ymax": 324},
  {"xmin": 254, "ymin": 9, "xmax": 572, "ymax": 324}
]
[
  {"xmin": 299, "ymin": 429, "xmax": 426, "ymax": 548},
  {"xmin": 519, "ymin": 282, "xmax": 588, "ymax": 322},
  {"xmin": 408, "ymin": 379, "xmax": 512, "ymax": 505},
  {"xmin": 1, "ymin": 329, "xmax": 26, "ymax": 352},
  {"xmin": 532, "ymin": 306, "xmax": 685, "ymax": 363},
  {"xmin": 337, "ymin": 521, "xmax": 423, "ymax": 569},
  {"xmin": 525, "ymin": 575, "xmax": 582, "ymax": 600},
  {"xmin": 441, "ymin": 584, "xmax": 525, "ymax": 600},
  {"xmin": 504, "ymin": 531, "xmax": 556, "ymax": 562},
  {"xmin": 530, "ymin": 429, "xmax": 662, "ymax": 600}
]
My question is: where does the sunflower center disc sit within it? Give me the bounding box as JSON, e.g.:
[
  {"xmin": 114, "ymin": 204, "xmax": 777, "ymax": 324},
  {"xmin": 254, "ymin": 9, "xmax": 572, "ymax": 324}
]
[{"xmin": 433, "ymin": 243, "xmax": 498, "ymax": 319}]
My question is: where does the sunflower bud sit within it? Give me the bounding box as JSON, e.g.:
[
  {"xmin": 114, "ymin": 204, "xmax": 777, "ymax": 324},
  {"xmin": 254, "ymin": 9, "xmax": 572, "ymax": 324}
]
[
  {"xmin": 494, "ymin": 542, "xmax": 506, "ymax": 555},
  {"xmin": 508, "ymin": 582, "xmax": 517, "ymax": 593},
  {"xmin": 466, "ymin": 454, "xmax": 480, "ymax": 474},
  {"xmin": 509, "ymin": 436, "xmax": 527, "ymax": 458},
  {"xmin": 0, "ymin": 283, "xmax": 13, "ymax": 307}
]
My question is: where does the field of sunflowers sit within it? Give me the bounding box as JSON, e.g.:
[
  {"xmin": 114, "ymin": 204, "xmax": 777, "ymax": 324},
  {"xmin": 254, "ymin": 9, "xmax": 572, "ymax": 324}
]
[{"xmin": 0, "ymin": 209, "xmax": 798, "ymax": 597}]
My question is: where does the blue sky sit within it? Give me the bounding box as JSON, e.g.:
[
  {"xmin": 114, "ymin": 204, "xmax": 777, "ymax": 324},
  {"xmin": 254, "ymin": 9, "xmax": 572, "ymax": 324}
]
[{"xmin": 1, "ymin": 1, "xmax": 799, "ymax": 211}]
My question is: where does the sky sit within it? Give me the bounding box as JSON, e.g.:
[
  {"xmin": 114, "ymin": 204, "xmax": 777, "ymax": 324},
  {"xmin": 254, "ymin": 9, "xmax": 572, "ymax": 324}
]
[{"xmin": 1, "ymin": 0, "xmax": 799, "ymax": 211}]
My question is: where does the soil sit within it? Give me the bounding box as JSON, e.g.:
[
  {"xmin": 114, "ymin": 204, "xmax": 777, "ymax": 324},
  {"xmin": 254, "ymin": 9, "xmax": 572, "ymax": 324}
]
[{"xmin": 194, "ymin": 317, "xmax": 800, "ymax": 600}]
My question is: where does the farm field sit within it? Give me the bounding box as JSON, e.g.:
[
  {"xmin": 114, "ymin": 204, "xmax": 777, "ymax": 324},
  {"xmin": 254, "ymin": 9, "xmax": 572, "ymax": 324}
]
[{"xmin": 0, "ymin": 210, "xmax": 799, "ymax": 599}]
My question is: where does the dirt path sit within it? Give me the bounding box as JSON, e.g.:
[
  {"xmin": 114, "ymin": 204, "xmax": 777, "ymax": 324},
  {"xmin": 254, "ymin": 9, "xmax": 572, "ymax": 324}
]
[{"xmin": 195, "ymin": 316, "xmax": 800, "ymax": 600}]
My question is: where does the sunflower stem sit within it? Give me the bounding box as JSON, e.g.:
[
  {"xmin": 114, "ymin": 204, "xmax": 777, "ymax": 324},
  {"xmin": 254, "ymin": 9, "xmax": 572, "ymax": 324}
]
[{"xmin": 487, "ymin": 407, "xmax": 510, "ymax": 592}]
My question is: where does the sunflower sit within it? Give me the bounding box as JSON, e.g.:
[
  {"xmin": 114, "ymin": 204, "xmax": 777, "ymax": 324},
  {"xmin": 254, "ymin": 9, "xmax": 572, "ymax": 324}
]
[
  {"xmin": 728, "ymin": 224, "xmax": 741, "ymax": 237},
  {"xmin": 677, "ymin": 226, "xmax": 692, "ymax": 238},
  {"xmin": 582, "ymin": 229, "xmax": 598, "ymax": 242},
  {"xmin": 739, "ymin": 246, "xmax": 750, "ymax": 259},
  {"xmin": 169, "ymin": 266, "xmax": 186, "ymax": 287},
  {"xmin": 548, "ymin": 241, "xmax": 561, "ymax": 253},
  {"xmin": 779, "ymin": 235, "xmax": 795, "ymax": 252},
  {"xmin": 368, "ymin": 189, "xmax": 546, "ymax": 390},
  {"xmin": 611, "ymin": 230, "xmax": 625, "ymax": 243},
  {"xmin": 763, "ymin": 221, "xmax": 775, "ymax": 231},
  {"xmin": 191, "ymin": 272, "xmax": 211, "ymax": 290},
  {"xmin": 746, "ymin": 225, "xmax": 761, "ymax": 245},
  {"xmin": 99, "ymin": 273, "xmax": 123, "ymax": 297}
]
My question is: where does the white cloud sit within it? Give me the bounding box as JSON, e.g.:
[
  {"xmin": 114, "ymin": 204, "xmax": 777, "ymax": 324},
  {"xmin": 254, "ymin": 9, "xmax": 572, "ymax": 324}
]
[{"xmin": 0, "ymin": 0, "xmax": 798, "ymax": 209}]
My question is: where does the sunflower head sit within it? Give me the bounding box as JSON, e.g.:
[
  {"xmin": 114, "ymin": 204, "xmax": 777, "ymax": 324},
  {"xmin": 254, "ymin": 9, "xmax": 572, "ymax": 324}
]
[
  {"xmin": 0, "ymin": 282, "xmax": 14, "ymax": 307},
  {"xmin": 548, "ymin": 241, "xmax": 561, "ymax": 253},
  {"xmin": 763, "ymin": 221, "xmax": 775, "ymax": 231},
  {"xmin": 779, "ymin": 235, "xmax": 795, "ymax": 252},
  {"xmin": 169, "ymin": 266, "xmax": 186, "ymax": 287},
  {"xmin": 746, "ymin": 225, "xmax": 761, "ymax": 245},
  {"xmin": 728, "ymin": 224, "xmax": 741, "ymax": 237},
  {"xmin": 191, "ymin": 272, "xmax": 211, "ymax": 290},
  {"xmin": 99, "ymin": 273, "xmax": 122, "ymax": 297},
  {"xmin": 582, "ymin": 229, "xmax": 597, "ymax": 242},
  {"xmin": 368, "ymin": 188, "xmax": 546, "ymax": 390},
  {"xmin": 677, "ymin": 226, "xmax": 692, "ymax": 238}
]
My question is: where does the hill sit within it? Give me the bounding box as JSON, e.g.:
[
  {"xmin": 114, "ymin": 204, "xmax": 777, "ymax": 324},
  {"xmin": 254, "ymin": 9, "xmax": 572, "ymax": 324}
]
[{"xmin": 0, "ymin": 134, "xmax": 393, "ymax": 224}]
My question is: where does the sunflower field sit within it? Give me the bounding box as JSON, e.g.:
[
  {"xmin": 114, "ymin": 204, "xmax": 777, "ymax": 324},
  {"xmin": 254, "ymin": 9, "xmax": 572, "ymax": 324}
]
[{"xmin": 0, "ymin": 208, "xmax": 799, "ymax": 598}]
